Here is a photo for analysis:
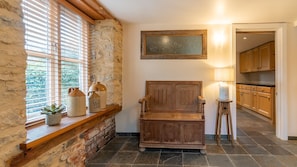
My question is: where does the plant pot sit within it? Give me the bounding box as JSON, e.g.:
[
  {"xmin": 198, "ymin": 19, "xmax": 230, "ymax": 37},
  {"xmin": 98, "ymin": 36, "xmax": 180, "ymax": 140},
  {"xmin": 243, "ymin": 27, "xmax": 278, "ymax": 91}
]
[{"xmin": 45, "ymin": 113, "xmax": 62, "ymax": 126}]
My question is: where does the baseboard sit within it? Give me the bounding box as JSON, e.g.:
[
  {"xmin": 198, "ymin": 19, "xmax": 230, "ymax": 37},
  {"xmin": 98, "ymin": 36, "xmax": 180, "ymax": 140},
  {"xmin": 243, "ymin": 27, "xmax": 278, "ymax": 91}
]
[
  {"xmin": 116, "ymin": 132, "xmax": 140, "ymax": 136},
  {"xmin": 288, "ymin": 136, "xmax": 297, "ymax": 140},
  {"xmin": 205, "ymin": 134, "xmax": 230, "ymax": 140}
]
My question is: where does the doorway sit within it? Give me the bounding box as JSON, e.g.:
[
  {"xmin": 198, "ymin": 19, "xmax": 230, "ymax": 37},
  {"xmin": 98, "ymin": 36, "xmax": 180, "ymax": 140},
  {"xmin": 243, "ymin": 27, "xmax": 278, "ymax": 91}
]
[
  {"xmin": 236, "ymin": 32, "xmax": 276, "ymax": 136},
  {"xmin": 232, "ymin": 23, "xmax": 288, "ymax": 140}
]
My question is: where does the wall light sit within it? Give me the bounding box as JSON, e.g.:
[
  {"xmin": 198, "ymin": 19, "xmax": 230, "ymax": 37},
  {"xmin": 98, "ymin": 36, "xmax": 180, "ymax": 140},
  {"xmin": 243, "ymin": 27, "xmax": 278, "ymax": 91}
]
[
  {"xmin": 214, "ymin": 68, "xmax": 234, "ymax": 100},
  {"xmin": 213, "ymin": 30, "xmax": 226, "ymax": 46}
]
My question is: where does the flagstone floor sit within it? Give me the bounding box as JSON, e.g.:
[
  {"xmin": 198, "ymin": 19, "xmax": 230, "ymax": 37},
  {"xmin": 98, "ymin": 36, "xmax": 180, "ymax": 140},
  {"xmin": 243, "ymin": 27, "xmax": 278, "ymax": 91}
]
[{"xmin": 87, "ymin": 109, "xmax": 297, "ymax": 167}]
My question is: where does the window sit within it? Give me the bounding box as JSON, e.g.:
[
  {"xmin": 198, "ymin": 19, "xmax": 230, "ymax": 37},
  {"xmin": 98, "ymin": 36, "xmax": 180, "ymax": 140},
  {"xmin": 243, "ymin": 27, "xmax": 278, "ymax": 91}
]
[{"xmin": 22, "ymin": 0, "xmax": 90, "ymax": 122}]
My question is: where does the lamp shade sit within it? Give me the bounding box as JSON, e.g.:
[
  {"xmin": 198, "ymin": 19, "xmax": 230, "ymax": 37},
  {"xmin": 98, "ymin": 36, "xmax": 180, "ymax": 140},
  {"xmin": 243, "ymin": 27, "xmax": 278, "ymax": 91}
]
[{"xmin": 214, "ymin": 68, "xmax": 234, "ymax": 82}]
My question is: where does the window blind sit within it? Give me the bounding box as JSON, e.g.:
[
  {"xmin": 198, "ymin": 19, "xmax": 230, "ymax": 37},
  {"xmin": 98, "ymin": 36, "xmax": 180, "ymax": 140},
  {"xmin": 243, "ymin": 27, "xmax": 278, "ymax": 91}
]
[{"xmin": 22, "ymin": 0, "xmax": 90, "ymax": 122}]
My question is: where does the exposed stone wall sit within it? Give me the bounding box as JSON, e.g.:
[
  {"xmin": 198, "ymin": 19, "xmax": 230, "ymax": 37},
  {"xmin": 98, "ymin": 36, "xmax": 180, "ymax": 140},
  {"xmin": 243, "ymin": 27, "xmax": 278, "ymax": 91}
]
[
  {"xmin": 91, "ymin": 20, "xmax": 123, "ymax": 105},
  {"xmin": 2, "ymin": 1, "xmax": 122, "ymax": 166},
  {"xmin": 22, "ymin": 136, "xmax": 86, "ymax": 167},
  {"xmin": 83, "ymin": 117, "xmax": 115, "ymax": 161},
  {"xmin": 0, "ymin": 0, "xmax": 27, "ymax": 166},
  {"xmin": 21, "ymin": 116, "xmax": 116, "ymax": 167}
]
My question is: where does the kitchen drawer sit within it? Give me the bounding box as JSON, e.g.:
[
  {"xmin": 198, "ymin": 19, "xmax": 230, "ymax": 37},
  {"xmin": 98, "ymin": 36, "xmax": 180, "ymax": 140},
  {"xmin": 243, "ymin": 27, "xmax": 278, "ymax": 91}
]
[
  {"xmin": 237, "ymin": 84, "xmax": 244, "ymax": 89},
  {"xmin": 241, "ymin": 85, "xmax": 251, "ymax": 90},
  {"xmin": 256, "ymin": 86, "xmax": 271, "ymax": 93},
  {"xmin": 250, "ymin": 86, "xmax": 257, "ymax": 91}
]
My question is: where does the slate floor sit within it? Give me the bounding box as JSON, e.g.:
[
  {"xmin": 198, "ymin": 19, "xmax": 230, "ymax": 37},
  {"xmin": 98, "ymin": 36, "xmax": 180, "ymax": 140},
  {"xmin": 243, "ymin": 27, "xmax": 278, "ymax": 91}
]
[{"xmin": 87, "ymin": 109, "xmax": 297, "ymax": 167}]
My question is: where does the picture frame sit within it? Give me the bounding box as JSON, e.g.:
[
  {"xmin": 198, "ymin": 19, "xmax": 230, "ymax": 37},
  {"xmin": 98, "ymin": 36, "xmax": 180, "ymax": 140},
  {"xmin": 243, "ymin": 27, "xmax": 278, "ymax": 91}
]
[{"xmin": 141, "ymin": 30, "xmax": 207, "ymax": 59}]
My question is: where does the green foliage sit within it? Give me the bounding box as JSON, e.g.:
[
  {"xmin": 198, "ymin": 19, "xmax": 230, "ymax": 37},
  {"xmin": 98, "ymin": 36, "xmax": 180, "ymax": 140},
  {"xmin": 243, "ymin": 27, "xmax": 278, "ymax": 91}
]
[
  {"xmin": 41, "ymin": 103, "xmax": 66, "ymax": 115},
  {"xmin": 26, "ymin": 57, "xmax": 81, "ymax": 114}
]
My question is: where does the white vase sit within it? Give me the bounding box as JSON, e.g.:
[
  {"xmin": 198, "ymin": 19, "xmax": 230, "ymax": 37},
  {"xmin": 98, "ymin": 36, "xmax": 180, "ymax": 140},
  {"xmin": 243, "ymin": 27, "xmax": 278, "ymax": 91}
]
[
  {"xmin": 89, "ymin": 82, "xmax": 107, "ymax": 110},
  {"xmin": 87, "ymin": 91, "xmax": 100, "ymax": 113},
  {"xmin": 45, "ymin": 113, "xmax": 62, "ymax": 126},
  {"xmin": 67, "ymin": 87, "xmax": 86, "ymax": 117}
]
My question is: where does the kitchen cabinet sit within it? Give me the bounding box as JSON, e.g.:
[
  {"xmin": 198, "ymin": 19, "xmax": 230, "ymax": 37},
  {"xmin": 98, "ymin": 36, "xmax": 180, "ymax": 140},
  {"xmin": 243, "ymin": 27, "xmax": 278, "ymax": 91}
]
[
  {"xmin": 251, "ymin": 48, "xmax": 259, "ymax": 71},
  {"xmin": 236, "ymin": 85, "xmax": 240, "ymax": 104},
  {"xmin": 239, "ymin": 50, "xmax": 252, "ymax": 73},
  {"xmin": 250, "ymin": 86, "xmax": 258, "ymax": 111},
  {"xmin": 258, "ymin": 42, "xmax": 275, "ymax": 71},
  {"xmin": 241, "ymin": 88, "xmax": 252, "ymax": 108},
  {"xmin": 237, "ymin": 84, "xmax": 252, "ymax": 108},
  {"xmin": 237, "ymin": 84, "xmax": 275, "ymax": 122},
  {"xmin": 239, "ymin": 41, "xmax": 275, "ymax": 73},
  {"xmin": 256, "ymin": 86, "xmax": 274, "ymax": 119}
]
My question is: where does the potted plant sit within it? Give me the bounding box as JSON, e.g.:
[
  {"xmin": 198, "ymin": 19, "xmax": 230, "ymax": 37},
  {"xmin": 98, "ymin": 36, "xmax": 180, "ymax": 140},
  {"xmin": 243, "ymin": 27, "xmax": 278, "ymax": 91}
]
[{"xmin": 41, "ymin": 103, "xmax": 65, "ymax": 126}]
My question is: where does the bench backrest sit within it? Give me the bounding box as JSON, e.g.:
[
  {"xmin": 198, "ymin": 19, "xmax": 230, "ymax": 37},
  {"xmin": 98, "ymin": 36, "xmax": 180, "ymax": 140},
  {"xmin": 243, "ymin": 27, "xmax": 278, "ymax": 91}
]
[{"xmin": 146, "ymin": 81, "xmax": 203, "ymax": 113}]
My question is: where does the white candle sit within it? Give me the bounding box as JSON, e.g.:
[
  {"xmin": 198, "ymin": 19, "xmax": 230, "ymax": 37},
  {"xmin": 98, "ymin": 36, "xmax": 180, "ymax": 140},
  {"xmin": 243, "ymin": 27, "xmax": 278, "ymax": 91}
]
[{"xmin": 219, "ymin": 84, "xmax": 229, "ymax": 100}]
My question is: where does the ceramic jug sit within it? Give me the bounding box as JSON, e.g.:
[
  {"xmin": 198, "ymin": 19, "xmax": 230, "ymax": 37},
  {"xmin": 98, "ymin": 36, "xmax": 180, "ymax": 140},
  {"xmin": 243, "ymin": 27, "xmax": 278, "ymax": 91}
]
[
  {"xmin": 89, "ymin": 82, "xmax": 107, "ymax": 110},
  {"xmin": 87, "ymin": 91, "xmax": 100, "ymax": 113},
  {"xmin": 67, "ymin": 87, "xmax": 86, "ymax": 117}
]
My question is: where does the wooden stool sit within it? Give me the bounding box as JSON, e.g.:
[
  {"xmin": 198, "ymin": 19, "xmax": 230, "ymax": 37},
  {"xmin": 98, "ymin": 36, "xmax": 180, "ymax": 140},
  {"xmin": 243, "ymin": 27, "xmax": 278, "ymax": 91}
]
[{"xmin": 215, "ymin": 99, "xmax": 234, "ymax": 145}]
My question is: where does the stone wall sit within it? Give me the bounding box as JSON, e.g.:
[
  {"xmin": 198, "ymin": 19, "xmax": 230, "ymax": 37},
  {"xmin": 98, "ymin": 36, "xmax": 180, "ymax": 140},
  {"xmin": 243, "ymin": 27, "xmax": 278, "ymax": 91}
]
[
  {"xmin": 1, "ymin": 1, "xmax": 123, "ymax": 166},
  {"xmin": 91, "ymin": 20, "xmax": 123, "ymax": 105},
  {"xmin": 20, "ymin": 116, "xmax": 116, "ymax": 167},
  {"xmin": 83, "ymin": 117, "xmax": 116, "ymax": 161},
  {"xmin": 0, "ymin": 0, "xmax": 27, "ymax": 166}
]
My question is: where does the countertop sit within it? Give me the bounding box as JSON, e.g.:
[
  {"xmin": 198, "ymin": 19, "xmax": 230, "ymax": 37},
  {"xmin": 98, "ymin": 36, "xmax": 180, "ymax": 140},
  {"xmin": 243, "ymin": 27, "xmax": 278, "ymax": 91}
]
[{"xmin": 236, "ymin": 83, "xmax": 275, "ymax": 87}]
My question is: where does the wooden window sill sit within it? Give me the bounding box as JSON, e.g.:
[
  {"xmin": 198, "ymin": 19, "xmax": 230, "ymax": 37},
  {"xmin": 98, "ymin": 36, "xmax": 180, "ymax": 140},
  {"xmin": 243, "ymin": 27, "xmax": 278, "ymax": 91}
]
[{"xmin": 20, "ymin": 104, "xmax": 121, "ymax": 151}]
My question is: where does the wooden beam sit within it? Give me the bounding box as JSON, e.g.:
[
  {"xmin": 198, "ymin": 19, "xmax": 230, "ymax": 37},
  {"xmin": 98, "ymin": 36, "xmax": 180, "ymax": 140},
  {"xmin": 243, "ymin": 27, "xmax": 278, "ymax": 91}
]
[
  {"xmin": 57, "ymin": 0, "xmax": 95, "ymax": 24},
  {"xmin": 84, "ymin": 0, "xmax": 116, "ymax": 20},
  {"xmin": 68, "ymin": 0, "xmax": 105, "ymax": 20}
]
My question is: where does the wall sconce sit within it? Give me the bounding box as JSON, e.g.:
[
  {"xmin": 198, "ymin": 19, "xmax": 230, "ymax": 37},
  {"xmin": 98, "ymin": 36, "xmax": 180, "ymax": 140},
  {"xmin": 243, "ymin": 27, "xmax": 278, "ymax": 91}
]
[{"xmin": 214, "ymin": 68, "xmax": 234, "ymax": 100}]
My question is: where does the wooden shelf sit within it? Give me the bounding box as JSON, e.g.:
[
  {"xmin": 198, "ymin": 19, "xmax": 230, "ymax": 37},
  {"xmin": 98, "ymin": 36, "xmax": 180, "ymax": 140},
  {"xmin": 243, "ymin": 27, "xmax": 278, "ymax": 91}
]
[{"xmin": 20, "ymin": 104, "xmax": 121, "ymax": 151}]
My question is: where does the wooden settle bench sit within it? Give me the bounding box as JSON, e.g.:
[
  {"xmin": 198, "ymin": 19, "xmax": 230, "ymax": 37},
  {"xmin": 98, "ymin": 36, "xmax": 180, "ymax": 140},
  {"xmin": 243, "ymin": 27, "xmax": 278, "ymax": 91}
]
[{"xmin": 138, "ymin": 81, "xmax": 206, "ymax": 153}]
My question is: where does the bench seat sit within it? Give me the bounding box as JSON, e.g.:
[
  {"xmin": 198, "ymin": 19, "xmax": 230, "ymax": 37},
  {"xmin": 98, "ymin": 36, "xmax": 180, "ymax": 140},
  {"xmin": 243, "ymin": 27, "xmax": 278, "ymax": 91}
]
[
  {"xmin": 138, "ymin": 81, "xmax": 206, "ymax": 153},
  {"xmin": 141, "ymin": 112, "xmax": 204, "ymax": 121}
]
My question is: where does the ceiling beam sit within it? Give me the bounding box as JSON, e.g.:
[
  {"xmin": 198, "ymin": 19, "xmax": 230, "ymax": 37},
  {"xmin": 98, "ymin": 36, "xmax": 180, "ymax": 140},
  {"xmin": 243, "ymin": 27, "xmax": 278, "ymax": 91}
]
[
  {"xmin": 58, "ymin": 0, "xmax": 95, "ymax": 24},
  {"xmin": 58, "ymin": 0, "xmax": 119, "ymax": 24},
  {"xmin": 68, "ymin": 0, "xmax": 105, "ymax": 20},
  {"xmin": 83, "ymin": 0, "xmax": 116, "ymax": 20}
]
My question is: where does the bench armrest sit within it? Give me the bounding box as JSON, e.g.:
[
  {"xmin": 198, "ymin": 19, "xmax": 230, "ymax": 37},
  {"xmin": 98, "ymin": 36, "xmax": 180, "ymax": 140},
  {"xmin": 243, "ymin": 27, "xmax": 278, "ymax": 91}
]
[
  {"xmin": 139, "ymin": 95, "xmax": 150, "ymax": 117},
  {"xmin": 198, "ymin": 96, "xmax": 206, "ymax": 119}
]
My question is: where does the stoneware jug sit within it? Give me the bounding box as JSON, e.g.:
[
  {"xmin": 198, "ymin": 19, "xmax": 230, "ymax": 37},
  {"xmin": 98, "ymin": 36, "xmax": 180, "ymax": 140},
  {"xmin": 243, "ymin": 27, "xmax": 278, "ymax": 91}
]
[
  {"xmin": 87, "ymin": 91, "xmax": 100, "ymax": 113},
  {"xmin": 89, "ymin": 82, "xmax": 107, "ymax": 110},
  {"xmin": 67, "ymin": 87, "xmax": 86, "ymax": 117}
]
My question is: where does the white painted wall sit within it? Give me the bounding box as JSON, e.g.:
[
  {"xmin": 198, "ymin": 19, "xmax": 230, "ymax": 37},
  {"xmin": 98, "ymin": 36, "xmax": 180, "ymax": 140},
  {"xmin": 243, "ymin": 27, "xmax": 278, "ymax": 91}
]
[
  {"xmin": 116, "ymin": 22, "xmax": 297, "ymax": 138},
  {"xmin": 116, "ymin": 23, "xmax": 236, "ymax": 136},
  {"xmin": 287, "ymin": 23, "xmax": 297, "ymax": 137}
]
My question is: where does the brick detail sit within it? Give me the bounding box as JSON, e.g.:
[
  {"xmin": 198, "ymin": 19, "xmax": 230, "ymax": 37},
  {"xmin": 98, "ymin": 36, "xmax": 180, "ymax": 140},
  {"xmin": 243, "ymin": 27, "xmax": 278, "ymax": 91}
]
[{"xmin": 83, "ymin": 117, "xmax": 116, "ymax": 161}]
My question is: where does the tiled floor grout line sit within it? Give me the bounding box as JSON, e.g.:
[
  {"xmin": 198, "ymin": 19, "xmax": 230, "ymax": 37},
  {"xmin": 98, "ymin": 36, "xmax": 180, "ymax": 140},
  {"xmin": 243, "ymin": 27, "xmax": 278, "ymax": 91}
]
[
  {"xmin": 247, "ymin": 154, "xmax": 263, "ymax": 167},
  {"xmin": 225, "ymin": 154, "xmax": 236, "ymax": 167},
  {"xmin": 87, "ymin": 110, "xmax": 297, "ymax": 167},
  {"xmin": 280, "ymin": 144, "xmax": 297, "ymax": 156}
]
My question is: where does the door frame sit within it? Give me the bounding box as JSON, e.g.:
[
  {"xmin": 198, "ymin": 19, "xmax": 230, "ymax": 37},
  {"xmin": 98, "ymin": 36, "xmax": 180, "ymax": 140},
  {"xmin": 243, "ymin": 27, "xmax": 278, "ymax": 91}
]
[{"xmin": 232, "ymin": 23, "xmax": 288, "ymax": 140}]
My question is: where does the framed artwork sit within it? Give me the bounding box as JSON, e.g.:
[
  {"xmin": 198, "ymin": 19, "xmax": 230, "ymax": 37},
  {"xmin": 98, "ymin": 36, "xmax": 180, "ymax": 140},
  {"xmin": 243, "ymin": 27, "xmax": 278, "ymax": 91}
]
[{"xmin": 141, "ymin": 30, "xmax": 207, "ymax": 59}]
